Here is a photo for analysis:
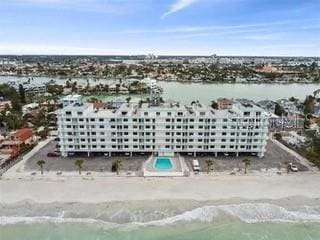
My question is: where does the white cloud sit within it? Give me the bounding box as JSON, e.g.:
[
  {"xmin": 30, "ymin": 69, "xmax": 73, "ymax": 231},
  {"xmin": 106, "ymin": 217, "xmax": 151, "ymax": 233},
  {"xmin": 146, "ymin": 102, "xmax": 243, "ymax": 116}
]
[{"xmin": 161, "ymin": 0, "xmax": 200, "ymax": 19}]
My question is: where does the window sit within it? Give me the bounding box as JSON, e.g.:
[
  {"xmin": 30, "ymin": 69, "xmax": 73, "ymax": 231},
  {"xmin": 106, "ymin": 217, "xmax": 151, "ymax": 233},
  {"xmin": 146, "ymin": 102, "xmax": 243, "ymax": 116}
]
[
  {"xmin": 144, "ymin": 112, "xmax": 148, "ymax": 116},
  {"xmin": 156, "ymin": 112, "xmax": 160, "ymax": 116}
]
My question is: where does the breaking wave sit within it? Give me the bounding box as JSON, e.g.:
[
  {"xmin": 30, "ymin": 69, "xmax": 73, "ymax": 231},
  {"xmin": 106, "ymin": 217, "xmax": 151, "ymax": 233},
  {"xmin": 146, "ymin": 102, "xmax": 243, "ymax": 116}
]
[{"xmin": 1, "ymin": 203, "xmax": 320, "ymax": 226}]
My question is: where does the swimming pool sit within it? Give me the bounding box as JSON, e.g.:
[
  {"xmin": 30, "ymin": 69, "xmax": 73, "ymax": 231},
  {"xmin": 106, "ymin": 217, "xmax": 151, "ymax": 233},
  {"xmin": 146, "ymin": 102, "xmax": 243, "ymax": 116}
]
[{"xmin": 154, "ymin": 157, "xmax": 173, "ymax": 171}]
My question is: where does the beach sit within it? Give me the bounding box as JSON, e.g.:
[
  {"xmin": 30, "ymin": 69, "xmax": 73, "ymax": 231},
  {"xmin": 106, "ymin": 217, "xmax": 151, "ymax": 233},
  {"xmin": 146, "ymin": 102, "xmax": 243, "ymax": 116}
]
[
  {"xmin": 1, "ymin": 174, "xmax": 320, "ymax": 203},
  {"xmin": 1, "ymin": 174, "xmax": 320, "ymax": 239}
]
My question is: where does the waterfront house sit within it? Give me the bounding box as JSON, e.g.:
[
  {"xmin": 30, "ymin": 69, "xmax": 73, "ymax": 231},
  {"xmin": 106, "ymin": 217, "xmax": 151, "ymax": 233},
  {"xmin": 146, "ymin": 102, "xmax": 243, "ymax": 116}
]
[{"xmin": 0, "ymin": 128, "xmax": 35, "ymax": 157}]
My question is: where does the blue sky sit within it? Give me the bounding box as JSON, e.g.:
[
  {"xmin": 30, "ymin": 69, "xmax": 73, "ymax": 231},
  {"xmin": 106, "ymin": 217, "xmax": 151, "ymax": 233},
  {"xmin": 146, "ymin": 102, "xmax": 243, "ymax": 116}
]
[{"xmin": 0, "ymin": 0, "xmax": 319, "ymax": 56}]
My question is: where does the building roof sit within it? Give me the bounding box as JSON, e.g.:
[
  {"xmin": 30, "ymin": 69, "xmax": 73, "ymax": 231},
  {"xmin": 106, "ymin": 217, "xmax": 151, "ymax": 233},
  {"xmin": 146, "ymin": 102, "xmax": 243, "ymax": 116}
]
[{"xmin": 13, "ymin": 128, "xmax": 33, "ymax": 141}]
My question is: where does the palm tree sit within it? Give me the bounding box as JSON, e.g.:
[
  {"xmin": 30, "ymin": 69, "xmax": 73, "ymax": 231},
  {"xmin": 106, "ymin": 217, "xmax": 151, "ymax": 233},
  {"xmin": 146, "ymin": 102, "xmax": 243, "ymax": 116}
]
[
  {"xmin": 284, "ymin": 160, "xmax": 290, "ymax": 174},
  {"xmin": 242, "ymin": 158, "xmax": 251, "ymax": 174},
  {"xmin": 112, "ymin": 160, "xmax": 122, "ymax": 175},
  {"xmin": 37, "ymin": 160, "xmax": 46, "ymax": 175},
  {"xmin": 75, "ymin": 159, "xmax": 84, "ymax": 175},
  {"xmin": 205, "ymin": 160, "xmax": 214, "ymax": 174}
]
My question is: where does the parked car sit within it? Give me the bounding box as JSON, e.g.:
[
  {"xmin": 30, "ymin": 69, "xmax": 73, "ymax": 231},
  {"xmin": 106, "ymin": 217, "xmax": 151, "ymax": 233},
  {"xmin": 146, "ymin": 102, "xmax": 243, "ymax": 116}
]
[
  {"xmin": 289, "ymin": 163, "xmax": 298, "ymax": 172},
  {"xmin": 47, "ymin": 152, "xmax": 60, "ymax": 157},
  {"xmin": 192, "ymin": 159, "xmax": 200, "ymax": 173}
]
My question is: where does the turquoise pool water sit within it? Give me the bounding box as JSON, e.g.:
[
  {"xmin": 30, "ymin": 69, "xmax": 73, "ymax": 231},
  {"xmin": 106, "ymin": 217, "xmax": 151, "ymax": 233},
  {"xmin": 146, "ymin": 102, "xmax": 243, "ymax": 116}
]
[{"xmin": 154, "ymin": 157, "xmax": 173, "ymax": 171}]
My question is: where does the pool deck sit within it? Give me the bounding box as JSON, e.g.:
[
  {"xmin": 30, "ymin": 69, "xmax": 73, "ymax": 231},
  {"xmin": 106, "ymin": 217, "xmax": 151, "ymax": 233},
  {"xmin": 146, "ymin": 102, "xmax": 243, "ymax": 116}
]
[{"xmin": 143, "ymin": 155, "xmax": 187, "ymax": 177}]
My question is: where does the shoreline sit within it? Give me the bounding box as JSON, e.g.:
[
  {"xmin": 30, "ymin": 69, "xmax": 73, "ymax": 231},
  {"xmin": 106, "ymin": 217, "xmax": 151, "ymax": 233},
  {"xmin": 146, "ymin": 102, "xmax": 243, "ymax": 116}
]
[
  {"xmin": 1, "ymin": 197, "xmax": 320, "ymax": 225},
  {"xmin": 0, "ymin": 74, "xmax": 318, "ymax": 84}
]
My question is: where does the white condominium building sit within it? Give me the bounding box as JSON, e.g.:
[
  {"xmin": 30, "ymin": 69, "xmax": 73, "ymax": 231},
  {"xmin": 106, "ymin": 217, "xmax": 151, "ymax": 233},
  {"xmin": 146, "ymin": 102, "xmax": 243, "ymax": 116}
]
[{"xmin": 57, "ymin": 96, "xmax": 269, "ymax": 158}]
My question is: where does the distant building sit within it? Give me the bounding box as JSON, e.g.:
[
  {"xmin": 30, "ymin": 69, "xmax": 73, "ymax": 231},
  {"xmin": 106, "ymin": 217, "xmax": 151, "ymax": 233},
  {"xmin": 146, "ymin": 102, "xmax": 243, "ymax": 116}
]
[
  {"xmin": 217, "ymin": 98, "xmax": 233, "ymax": 110},
  {"xmin": 286, "ymin": 131, "xmax": 306, "ymax": 146},
  {"xmin": 58, "ymin": 94, "xmax": 83, "ymax": 108}
]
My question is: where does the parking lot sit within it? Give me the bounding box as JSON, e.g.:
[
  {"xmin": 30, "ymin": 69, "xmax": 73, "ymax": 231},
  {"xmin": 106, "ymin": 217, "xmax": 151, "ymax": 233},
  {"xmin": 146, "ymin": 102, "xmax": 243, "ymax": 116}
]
[
  {"xmin": 24, "ymin": 139, "xmax": 309, "ymax": 174},
  {"xmin": 24, "ymin": 140, "xmax": 149, "ymax": 173},
  {"xmin": 183, "ymin": 140, "xmax": 310, "ymax": 172}
]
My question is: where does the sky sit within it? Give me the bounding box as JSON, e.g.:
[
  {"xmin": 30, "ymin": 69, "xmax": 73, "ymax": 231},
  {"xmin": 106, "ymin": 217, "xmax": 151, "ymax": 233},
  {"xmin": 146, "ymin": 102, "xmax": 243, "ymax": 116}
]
[{"xmin": 0, "ymin": 0, "xmax": 319, "ymax": 56}]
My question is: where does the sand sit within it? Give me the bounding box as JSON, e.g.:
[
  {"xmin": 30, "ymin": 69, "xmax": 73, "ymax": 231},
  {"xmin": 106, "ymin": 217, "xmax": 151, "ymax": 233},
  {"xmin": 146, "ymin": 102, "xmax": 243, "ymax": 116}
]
[
  {"xmin": 1, "ymin": 173, "xmax": 320, "ymax": 204},
  {"xmin": 1, "ymin": 173, "xmax": 320, "ymax": 224}
]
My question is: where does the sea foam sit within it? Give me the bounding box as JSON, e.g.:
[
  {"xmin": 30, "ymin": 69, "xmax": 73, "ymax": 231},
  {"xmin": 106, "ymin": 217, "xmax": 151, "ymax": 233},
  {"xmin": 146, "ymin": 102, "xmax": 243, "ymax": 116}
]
[{"xmin": 1, "ymin": 203, "xmax": 320, "ymax": 226}]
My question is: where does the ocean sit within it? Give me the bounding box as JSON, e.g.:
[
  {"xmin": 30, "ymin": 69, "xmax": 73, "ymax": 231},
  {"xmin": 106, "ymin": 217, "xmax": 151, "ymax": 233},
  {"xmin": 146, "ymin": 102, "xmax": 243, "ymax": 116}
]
[{"xmin": 1, "ymin": 203, "xmax": 320, "ymax": 240}]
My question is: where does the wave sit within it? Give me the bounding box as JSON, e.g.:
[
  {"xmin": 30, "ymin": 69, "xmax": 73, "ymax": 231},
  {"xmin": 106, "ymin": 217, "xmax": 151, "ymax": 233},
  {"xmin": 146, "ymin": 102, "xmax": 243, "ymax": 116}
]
[
  {"xmin": 1, "ymin": 203, "xmax": 320, "ymax": 226},
  {"xmin": 144, "ymin": 203, "xmax": 320, "ymax": 225}
]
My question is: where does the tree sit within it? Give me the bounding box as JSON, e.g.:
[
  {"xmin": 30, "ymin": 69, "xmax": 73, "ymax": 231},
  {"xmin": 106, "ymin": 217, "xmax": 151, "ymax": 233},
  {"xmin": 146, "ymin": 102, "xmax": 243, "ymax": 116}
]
[
  {"xmin": 242, "ymin": 158, "xmax": 251, "ymax": 174},
  {"xmin": 274, "ymin": 133, "xmax": 282, "ymax": 141},
  {"xmin": 11, "ymin": 97, "xmax": 22, "ymax": 114},
  {"xmin": 126, "ymin": 96, "xmax": 131, "ymax": 103},
  {"xmin": 303, "ymin": 95, "xmax": 315, "ymax": 115},
  {"xmin": 75, "ymin": 159, "xmax": 84, "ymax": 175},
  {"xmin": 274, "ymin": 103, "xmax": 284, "ymax": 116},
  {"xmin": 205, "ymin": 160, "xmax": 214, "ymax": 174},
  {"xmin": 38, "ymin": 126, "xmax": 49, "ymax": 139},
  {"xmin": 18, "ymin": 84, "xmax": 26, "ymax": 104},
  {"xmin": 37, "ymin": 160, "xmax": 46, "ymax": 175},
  {"xmin": 111, "ymin": 160, "xmax": 122, "ymax": 175},
  {"xmin": 6, "ymin": 113, "xmax": 22, "ymax": 130},
  {"xmin": 284, "ymin": 160, "xmax": 290, "ymax": 174},
  {"xmin": 211, "ymin": 100, "xmax": 218, "ymax": 109}
]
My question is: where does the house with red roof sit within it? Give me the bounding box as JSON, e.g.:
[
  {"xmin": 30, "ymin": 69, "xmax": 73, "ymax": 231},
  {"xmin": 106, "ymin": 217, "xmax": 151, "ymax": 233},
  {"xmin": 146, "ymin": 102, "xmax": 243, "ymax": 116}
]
[{"xmin": 0, "ymin": 128, "xmax": 36, "ymax": 157}]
